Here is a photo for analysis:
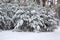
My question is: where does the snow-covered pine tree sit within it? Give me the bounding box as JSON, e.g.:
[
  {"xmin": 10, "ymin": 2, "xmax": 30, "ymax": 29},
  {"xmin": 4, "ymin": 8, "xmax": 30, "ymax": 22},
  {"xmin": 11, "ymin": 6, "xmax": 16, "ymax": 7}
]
[{"xmin": 13, "ymin": 6, "xmax": 58, "ymax": 32}]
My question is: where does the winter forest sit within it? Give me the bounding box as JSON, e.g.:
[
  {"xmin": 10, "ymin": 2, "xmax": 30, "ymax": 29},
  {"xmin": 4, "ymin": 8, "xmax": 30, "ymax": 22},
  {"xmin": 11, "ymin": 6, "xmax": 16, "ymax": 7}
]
[{"xmin": 0, "ymin": 0, "xmax": 60, "ymax": 32}]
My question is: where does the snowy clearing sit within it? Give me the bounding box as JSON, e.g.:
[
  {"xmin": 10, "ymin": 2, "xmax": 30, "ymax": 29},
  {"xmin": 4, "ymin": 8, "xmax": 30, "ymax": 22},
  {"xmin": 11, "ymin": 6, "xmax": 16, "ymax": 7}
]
[
  {"xmin": 0, "ymin": 31, "xmax": 60, "ymax": 40},
  {"xmin": 0, "ymin": 25, "xmax": 60, "ymax": 40}
]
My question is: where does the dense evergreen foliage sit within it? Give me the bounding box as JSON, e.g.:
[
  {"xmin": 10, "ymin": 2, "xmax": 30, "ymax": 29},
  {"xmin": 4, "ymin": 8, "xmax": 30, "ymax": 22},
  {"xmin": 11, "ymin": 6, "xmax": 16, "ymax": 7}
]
[{"xmin": 0, "ymin": 1, "xmax": 59, "ymax": 32}]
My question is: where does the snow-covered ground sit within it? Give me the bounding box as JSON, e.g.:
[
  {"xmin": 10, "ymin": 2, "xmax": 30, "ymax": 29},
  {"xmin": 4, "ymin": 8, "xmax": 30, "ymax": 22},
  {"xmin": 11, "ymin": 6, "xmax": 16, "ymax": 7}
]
[
  {"xmin": 0, "ymin": 30, "xmax": 60, "ymax": 40},
  {"xmin": 0, "ymin": 25, "xmax": 60, "ymax": 40},
  {"xmin": 0, "ymin": 24, "xmax": 60, "ymax": 40}
]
